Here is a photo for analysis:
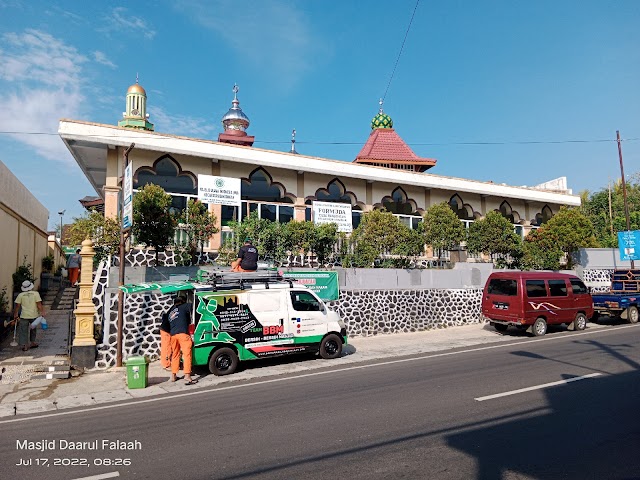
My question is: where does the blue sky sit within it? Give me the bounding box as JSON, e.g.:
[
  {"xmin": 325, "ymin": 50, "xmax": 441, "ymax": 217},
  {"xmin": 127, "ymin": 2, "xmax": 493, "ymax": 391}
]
[{"xmin": 0, "ymin": 0, "xmax": 638, "ymax": 230}]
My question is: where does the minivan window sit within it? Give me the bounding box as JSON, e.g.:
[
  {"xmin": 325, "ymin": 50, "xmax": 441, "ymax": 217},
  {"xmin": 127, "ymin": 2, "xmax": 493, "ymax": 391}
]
[
  {"xmin": 290, "ymin": 291, "xmax": 323, "ymax": 312},
  {"xmin": 570, "ymin": 279, "xmax": 588, "ymax": 295},
  {"xmin": 525, "ymin": 280, "xmax": 547, "ymax": 298},
  {"xmin": 548, "ymin": 279, "xmax": 568, "ymax": 296},
  {"xmin": 487, "ymin": 279, "xmax": 517, "ymax": 296}
]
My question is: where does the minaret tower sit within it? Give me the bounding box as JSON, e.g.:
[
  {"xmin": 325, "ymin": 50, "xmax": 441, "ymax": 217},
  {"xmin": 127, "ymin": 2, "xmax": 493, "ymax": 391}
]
[
  {"xmin": 218, "ymin": 84, "xmax": 255, "ymax": 147},
  {"xmin": 118, "ymin": 74, "xmax": 154, "ymax": 131}
]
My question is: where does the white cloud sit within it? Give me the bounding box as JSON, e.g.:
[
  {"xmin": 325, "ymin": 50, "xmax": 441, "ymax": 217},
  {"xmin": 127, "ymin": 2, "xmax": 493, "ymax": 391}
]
[
  {"xmin": 151, "ymin": 106, "xmax": 216, "ymax": 139},
  {"xmin": 0, "ymin": 29, "xmax": 86, "ymax": 163},
  {"xmin": 175, "ymin": 0, "xmax": 328, "ymax": 88},
  {"xmin": 103, "ymin": 7, "xmax": 156, "ymax": 40},
  {"xmin": 94, "ymin": 51, "xmax": 117, "ymax": 68}
]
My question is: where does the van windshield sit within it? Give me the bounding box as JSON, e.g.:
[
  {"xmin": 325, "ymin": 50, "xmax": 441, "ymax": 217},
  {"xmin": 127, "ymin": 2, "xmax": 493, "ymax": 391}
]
[{"xmin": 487, "ymin": 279, "xmax": 517, "ymax": 296}]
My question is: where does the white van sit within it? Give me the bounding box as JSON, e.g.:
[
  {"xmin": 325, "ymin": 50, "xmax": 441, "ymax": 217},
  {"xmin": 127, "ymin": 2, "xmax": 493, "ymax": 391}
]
[{"xmin": 121, "ymin": 271, "xmax": 348, "ymax": 375}]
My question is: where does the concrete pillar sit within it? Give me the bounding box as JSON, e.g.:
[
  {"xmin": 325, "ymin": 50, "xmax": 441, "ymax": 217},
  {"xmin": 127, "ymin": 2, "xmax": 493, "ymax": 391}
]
[
  {"xmin": 71, "ymin": 238, "xmax": 97, "ymax": 368},
  {"xmin": 209, "ymin": 203, "xmax": 222, "ymax": 250},
  {"xmin": 294, "ymin": 197, "xmax": 307, "ymax": 222}
]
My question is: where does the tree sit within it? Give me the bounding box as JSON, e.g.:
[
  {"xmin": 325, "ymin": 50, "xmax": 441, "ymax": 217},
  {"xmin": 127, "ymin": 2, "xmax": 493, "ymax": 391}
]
[
  {"xmin": 467, "ymin": 211, "xmax": 522, "ymax": 264},
  {"xmin": 310, "ymin": 223, "xmax": 339, "ymax": 267},
  {"xmin": 520, "ymin": 228, "xmax": 563, "ymax": 270},
  {"xmin": 580, "ymin": 173, "xmax": 640, "ymax": 248},
  {"xmin": 541, "ymin": 206, "xmax": 598, "ymax": 268},
  {"xmin": 421, "ymin": 202, "xmax": 466, "ymax": 259},
  {"xmin": 132, "ymin": 185, "xmax": 176, "ymax": 265},
  {"xmin": 179, "ymin": 199, "xmax": 219, "ymax": 258},
  {"xmin": 67, "ymin": 209, "xmax": 120, "ymax": 264}
]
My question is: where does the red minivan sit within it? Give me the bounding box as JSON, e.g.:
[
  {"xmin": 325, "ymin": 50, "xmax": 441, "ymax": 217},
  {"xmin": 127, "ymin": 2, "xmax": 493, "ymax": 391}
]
[{"xmin": 482, "ymin": 272, "xmax": 594, "ymax": 336}]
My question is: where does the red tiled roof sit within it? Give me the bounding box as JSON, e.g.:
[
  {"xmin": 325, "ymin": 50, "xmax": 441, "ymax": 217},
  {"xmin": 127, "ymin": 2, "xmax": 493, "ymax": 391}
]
[{"xmin": 354, "ymin": 128, "xmax": 436, "ymax": 170}]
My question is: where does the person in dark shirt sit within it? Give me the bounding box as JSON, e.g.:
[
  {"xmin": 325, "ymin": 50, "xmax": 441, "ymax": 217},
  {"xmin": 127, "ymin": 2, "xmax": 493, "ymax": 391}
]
[
  {"xmin": 168, "ymin": 296, "xmax": 195, "ymax": 385},
  {"xmin": 231, "ymin": 238, "xmax": 258, "ymax": 272}
]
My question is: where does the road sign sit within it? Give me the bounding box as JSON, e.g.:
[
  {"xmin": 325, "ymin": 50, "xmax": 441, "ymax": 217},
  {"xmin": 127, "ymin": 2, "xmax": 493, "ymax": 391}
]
[
  {"xmin": 123, "ymin": 162, "xmax": 133, "ymax": 229},
  {"xmin": 618, "ymin": 230, "xmax": 640, "ymax": 261}
]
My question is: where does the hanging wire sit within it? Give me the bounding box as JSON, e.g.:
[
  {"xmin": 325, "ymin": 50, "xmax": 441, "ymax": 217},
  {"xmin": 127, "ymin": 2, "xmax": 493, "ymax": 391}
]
[{"xmin": 382, "ymin": 0, "xmax": 421, "ymax": 103}]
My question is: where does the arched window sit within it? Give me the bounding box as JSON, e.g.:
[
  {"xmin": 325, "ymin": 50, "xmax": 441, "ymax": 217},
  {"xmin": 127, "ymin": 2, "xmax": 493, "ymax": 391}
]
[
  {"xmin": 378, "ymin": 187, "xmax": 418, "ymax": 215},
  {"xmin": 449, "ymin": 194, "xmax": 475, "ymax": 220},
  {"xmin": 134, "ymin": 155, "xmax": 197, "ymax": 213},
  {"xmin": 310, "ymin": 178, "xmax": 357, "ymax": 205},
  {"xmin": 497, "ymin": 201, "xmax": 520, "ymax": 224},
  {"xmin": 533, "ymin": 205, "xmax": 553, "ymax": 226},
  {"xmin": 241, "ymin": 168, "xmax": 294, "ymax": 203}
]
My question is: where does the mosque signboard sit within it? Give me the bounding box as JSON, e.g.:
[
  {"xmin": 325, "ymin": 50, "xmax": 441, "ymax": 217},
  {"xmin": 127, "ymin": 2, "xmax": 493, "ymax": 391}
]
[
  {"xmin": 122, "ymin": 162, "xmax": 133, "ymax": 229},
  {"xmin": 312, "ymin": 201, "xmax": 352, "ymax": 233},
  {"xmin": 198, "ymin": 175, "xmax": 241, "ymax": 207}
]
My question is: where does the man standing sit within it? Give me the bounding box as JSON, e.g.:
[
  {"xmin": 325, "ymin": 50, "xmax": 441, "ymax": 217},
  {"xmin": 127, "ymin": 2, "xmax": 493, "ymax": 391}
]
[
  {"xmin": 67, "ymin": 248, "xmax": 82, "ymax": 286},
  {"xmin": 168, "ymin": 295, "xmax": 195, "ymax": 385},
  {"xmin": 12, "ymin": 280, "xmax": 45, "ymax": 351},
  {"xmin": 231, "ymin": 237, "xmax": 258, "ymax": 272}
]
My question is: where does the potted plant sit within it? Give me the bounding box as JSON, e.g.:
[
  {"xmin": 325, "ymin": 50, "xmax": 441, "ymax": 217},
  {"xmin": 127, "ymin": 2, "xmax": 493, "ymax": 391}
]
[
  {"xmin": 12, "ymin": 256, "xmax": 35, "ymax": 301},
  {"xmin": 41, "ymin": 254, "xmax": 55, "ymax": 291}
]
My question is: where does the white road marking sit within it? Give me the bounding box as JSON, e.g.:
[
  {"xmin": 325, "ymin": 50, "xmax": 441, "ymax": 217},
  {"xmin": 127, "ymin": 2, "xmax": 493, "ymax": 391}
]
[
  {"xmin": 474, "ymin": 373, "xmax": 603, "ymax": 402},
  {"xmin": 0, "ymin": 324, "xmax": 634, "ymax": 424},
  {"xmin": 71, "ymin": 472, "xmax": 119, "ymax": 480}
]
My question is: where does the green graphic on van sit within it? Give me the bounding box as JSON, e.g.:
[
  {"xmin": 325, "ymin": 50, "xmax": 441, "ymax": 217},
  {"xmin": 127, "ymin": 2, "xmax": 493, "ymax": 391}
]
[{"xmin": 193, "ymin": 295, "xmax": 235, "ymax": 345}]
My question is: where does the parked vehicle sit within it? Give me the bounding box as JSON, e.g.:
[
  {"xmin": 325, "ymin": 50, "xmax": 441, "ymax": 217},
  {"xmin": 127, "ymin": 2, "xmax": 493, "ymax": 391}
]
[
  {"xmin": 482, "ymin": 272, "xmax": 594, "ymax": 336},
  {"xmin": 591, "ymin": 270, "xmax": 639, "ymax": 324},
  {"xmin": 120, "ymin": 271, "xmax": 348, "ymax": 375}
]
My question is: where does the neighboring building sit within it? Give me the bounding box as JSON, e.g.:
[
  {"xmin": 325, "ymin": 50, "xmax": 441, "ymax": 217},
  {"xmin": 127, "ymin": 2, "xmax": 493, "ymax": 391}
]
[
  {"xmin": 59, "ymin": 81, "xmax": 580, "ymax": 253},
  {"xmin": 0, "ymin": 160, "xmax": 50, "ymax": 298}
]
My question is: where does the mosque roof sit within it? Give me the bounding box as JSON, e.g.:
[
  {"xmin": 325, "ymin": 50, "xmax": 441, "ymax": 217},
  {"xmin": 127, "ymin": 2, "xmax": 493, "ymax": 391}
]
[{"xmin": 354, "ymin": 128, "xmax": 436, "ymax": 171}]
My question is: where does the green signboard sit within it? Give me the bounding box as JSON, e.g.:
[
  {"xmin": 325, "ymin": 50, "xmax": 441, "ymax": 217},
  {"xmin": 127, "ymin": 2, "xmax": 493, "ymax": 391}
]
[{"xmin": 285, "ymin": 271, "xmax": 339, "ymax": 301}]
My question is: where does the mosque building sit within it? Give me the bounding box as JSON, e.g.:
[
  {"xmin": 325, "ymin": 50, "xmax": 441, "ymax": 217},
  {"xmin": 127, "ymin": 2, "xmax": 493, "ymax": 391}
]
[{"xmin": 59, "ymin": 79, "xmax": 579, "ymax": 253}]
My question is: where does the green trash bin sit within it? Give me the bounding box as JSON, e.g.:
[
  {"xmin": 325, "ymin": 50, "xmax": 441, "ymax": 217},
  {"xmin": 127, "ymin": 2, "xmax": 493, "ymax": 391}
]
[{"xmin": 125, "ymin": 355, "xmax": 149, "ymax": 389}]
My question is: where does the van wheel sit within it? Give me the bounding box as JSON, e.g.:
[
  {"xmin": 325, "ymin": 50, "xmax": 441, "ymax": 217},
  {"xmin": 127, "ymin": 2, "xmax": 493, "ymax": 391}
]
[
  {"xmin": 627, "ymin": 306, "xmax": 639, "ymax": 324},
  {"xmin": 532, "ymin": 317, "xmax": 547, "ymax": 337},
  {"xmin": 573, "ymin": 313, "xmax": 587, "ymax": 331},
  {"xmin": 320, "ymin": 334, "xmax": 342, "ymax": 359},
  {"xmin": 209, "ymin": 347, "xmax": 238, "ymax": 376},
  {"xmin": 494, "ymin": 323, "xmax": 508, "ymax": 333}
]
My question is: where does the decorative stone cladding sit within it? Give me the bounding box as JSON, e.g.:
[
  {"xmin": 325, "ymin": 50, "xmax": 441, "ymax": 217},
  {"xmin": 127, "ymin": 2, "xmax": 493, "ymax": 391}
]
[
  {"xmin": 92, "ymin": 285, "xmax": 483, "ymax": 368},
  {"xmin": 93, "ymin": 260, "xmax": 110, "ymax": 327},
  {"xmin": 111, "ymin": 249, "xmax": 219, "ymax": 267},
  {"xmin": 327, "ymin": 288, "xmax": 483, "ymax": 336},
  {"xmin": 582, "ymin": 269, "xmax": 614, "ymax": 293}
]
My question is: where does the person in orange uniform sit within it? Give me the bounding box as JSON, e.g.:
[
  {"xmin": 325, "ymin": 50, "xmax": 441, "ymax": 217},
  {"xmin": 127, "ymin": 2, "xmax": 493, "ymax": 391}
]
[
  {"xmin": 159, "ymin": 310, "xmax": 172, "ymax": 370},
  {"xmin": 168, "ymin": 295, "xmax": 196, "ymax": 385}
]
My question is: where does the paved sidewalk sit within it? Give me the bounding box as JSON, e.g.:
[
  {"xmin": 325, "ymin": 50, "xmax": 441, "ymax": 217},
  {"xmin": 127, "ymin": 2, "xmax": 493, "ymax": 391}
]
[{"xmin": 0, "ymin": 319, "xmax": 615, "ymax": 417}]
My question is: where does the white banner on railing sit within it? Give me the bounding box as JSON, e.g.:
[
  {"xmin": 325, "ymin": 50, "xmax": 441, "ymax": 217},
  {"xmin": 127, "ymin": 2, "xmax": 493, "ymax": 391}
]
[{"xmin": 312, "ymin": 201, "xmax": 352, "ymax": 233}]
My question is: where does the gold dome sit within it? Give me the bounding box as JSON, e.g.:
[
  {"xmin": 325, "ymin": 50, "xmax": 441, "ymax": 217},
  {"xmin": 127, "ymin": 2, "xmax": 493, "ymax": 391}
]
[{"xmin": 127, "ymin": 83, "xmax": 146, "ymax": 95}]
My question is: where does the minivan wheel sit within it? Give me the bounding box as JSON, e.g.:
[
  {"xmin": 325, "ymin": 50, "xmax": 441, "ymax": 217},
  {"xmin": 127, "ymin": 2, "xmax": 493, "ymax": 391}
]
[
  {"xmin": 494, "ymin": 323, "xmax": 508, "ymax": 333},
  {"xmin": 573, "ymin": 313, "xmax": 587, "ymax": 331},
  {"xmin": 320, "ymin": 334, "xmax": 342, "ymax": 359},
  {"xmin": 627, "ymin": 306, "xmax": 639, "ymax": 324},
  {"xmin": 209, "ymin": 347, "xmax": 238, "ymax": 376},
  {"xmin": 532, "ymin": 317, "xmax": 547, "ymax": 337}
]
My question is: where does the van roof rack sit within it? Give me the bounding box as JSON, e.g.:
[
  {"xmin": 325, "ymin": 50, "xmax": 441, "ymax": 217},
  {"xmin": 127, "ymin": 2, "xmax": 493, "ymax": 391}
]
[{"xmin": 201, "ymin": 270, "xmax": 294, "ymax": 291}]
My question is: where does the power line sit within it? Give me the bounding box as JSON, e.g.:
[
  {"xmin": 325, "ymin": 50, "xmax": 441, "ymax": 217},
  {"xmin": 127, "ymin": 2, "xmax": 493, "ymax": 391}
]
[
  {"xmin": 1, "ymin": 130, "xmax": 638, "ymax": 146},
  {"xmin": 382, "ymin": 0, "xmax": 421, "ymax": 102}
]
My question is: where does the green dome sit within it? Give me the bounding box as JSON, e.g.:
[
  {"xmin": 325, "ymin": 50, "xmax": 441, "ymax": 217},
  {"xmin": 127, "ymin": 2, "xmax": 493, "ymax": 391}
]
[{"xmin": 371, "ymin": 112, "xmax": 393, "ymax": 129}]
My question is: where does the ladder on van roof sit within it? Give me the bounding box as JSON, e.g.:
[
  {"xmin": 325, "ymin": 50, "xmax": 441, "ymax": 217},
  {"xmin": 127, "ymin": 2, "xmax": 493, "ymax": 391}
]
[{"xmin": 197, "ymin": 270, "xmax": 295, "ymax": 291}]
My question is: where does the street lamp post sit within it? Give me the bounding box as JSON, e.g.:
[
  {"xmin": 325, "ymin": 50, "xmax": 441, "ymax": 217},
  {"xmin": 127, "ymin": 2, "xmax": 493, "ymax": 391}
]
[{"xmin": 58, "ymin": 209, "xmax": 66, "ymax": 245}]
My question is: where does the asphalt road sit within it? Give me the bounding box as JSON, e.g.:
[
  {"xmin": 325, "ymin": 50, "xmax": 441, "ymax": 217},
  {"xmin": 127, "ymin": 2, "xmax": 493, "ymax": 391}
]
[{"xmin": 2, "ymin": 324, "xmax": 640, "ymax": 480}]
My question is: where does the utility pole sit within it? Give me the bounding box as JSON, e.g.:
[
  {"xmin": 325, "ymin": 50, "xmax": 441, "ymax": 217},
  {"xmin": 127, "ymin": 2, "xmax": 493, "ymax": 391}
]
[
  {"xmin": 116, "ymin": 143, "xmax": 135, "ymax": 368},
  {"xmin": 608, "ymin": 180, "xmax": 614, "ymax": 237},
  {"xmin": 616, "ymin": 131, "xmax": 634, "ymax": 269}
]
